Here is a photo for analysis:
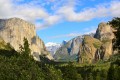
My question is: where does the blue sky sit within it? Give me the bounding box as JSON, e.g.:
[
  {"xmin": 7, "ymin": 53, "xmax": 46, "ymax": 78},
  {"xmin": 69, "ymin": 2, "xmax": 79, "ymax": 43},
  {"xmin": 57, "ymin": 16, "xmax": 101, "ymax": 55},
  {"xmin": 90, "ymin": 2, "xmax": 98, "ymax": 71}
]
[{"xmin": 0, "ymin": 0, "xmax": 120, "ymax": 44}]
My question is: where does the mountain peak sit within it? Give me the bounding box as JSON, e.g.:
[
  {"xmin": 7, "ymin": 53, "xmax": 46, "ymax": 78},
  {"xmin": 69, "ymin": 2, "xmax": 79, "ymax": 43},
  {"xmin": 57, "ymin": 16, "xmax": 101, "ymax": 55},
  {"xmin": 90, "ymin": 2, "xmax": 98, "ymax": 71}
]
[
  {"xmin": 45, "ymin": 42, "xmax": 61, "ymax": 56},
  {"xmin": 62, "ymin": 40, "xmax": 67, "ymax": 45},
  {"xmin": 45, "ymin": 42, "xmax": 61, "ymax": 47}
]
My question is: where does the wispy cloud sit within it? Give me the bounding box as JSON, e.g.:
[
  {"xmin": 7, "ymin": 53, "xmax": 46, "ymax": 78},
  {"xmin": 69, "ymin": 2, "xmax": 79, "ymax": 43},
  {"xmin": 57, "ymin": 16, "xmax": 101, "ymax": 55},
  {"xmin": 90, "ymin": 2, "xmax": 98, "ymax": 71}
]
[
  {"xmin": 48, "ymin": 27, "xmax": 96, "ymax": 39},
  {"xmin": 48, "ymin": 32, "xmax": 81, "ymax": 39},
  {"xmin": 82, "ymin": 26, "xmax": 97, "ymax": 34},
  {"xmin": 0, "ymin": 0, "xmax": 49, "ymax": 21},
  {"xmin": 0, "ymin": 0, "xmax": 120, "ymax": 29},
  {"xmin": 57, "ymin": 1, "xmax": 120, "ymax": 22},
  {"xmin": 36, "ymin": 15, "xmax": 61, "ymax": 29}
]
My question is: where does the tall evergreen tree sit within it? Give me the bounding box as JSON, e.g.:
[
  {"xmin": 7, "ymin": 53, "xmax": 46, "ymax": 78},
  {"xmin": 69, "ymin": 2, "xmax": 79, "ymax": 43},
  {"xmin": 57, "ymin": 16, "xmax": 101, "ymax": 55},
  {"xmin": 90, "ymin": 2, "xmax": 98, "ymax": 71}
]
[
  {"xmin": 109, "ymin": 17, "xmax": 120, "ymax": 51},
  {"xmin": 19, "ymin": 37, "xmax": 31, "ymax": 58},
  {"xmin": 88, "ymin": 73, "xmax": 93, "ymax": 80}
]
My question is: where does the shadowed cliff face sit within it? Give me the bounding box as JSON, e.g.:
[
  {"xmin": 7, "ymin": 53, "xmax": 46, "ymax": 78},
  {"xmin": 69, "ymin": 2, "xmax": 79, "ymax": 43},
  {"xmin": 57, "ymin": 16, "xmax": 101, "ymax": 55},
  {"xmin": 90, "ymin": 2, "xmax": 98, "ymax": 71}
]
[
  {"xmin": 0, "ymin": 17, "xmax": 53, "ymax": 61},
  {"xmin": 78, "ymin": 22, "xmax": 115, "ymax": 63},
  {"xmin": 54, "ymin": 36, "xmax": 83, "ymax": 61}
]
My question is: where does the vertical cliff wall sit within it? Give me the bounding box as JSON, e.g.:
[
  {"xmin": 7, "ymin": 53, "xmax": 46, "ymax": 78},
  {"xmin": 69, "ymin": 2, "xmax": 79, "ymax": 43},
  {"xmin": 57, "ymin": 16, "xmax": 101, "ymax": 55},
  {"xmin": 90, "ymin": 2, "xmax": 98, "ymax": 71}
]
[
  {"xmin": 78, "ymin": 22, "xmax": 115, "ymax": 63},
  {"xmin": 0, "ymin": 18, "xmax": 53, "ymax": 61},
  {"xmin": 94, "ymin": 22, "xmax": 115, "ymax": 60}
]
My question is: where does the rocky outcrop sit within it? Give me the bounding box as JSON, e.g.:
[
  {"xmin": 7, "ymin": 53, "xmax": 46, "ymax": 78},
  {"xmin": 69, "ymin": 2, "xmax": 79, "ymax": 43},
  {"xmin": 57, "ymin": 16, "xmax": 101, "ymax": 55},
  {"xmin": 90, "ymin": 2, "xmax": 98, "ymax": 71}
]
[
  {"xmin": 94, "ymin": 22, "xmax": 115, "ymax": 60},
  {"xmin": 94, "ymin": 22, "xmax": 114, "ymax": 41},
  {"xmin": 0, "ymin": 17, "xmax": 53, "ymax": 61},
  {"xmin": 78, "ymin": 36, "xmax": 102, "ymax": 63},
  {"xmin": 78, "ymin": 22, "xmax": 115, "ymax": 63}
]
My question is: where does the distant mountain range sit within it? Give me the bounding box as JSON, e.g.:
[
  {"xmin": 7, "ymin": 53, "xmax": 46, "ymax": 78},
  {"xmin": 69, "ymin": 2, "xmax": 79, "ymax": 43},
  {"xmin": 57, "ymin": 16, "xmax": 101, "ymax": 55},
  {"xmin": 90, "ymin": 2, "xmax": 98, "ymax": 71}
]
[
  {"xmin": 45, "ymin": 42, "xmax": 61, "ymax": 56},
  {"xmin": 46, "ymin": 33, "xmax": 94, "ymax": 61},
  {"xmin": 45, "ymin": 40, "xmax": 68, "ymax": 56}
]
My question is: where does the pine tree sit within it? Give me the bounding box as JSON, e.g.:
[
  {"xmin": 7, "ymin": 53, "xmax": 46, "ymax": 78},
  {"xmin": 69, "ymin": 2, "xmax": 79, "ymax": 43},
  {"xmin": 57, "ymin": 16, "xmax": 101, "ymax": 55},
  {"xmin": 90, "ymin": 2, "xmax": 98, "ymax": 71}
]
[
  {"xmin": 19, "ymin": 37, "xmax": 31, "ymax": 58},
  {"xmin": 88, "ymin": 73, "xmax": 93, "ymax": 80},
  {"xmin": 23, "ymin": 37, "xmax": 31, "ymax": 56},
  {"xmin": 109, "ymin": 17, "xmax": 120, "ymax": 51},
  {"xmin": 107, "ymin": 65, "xmax": 115, "ymax": 80}
]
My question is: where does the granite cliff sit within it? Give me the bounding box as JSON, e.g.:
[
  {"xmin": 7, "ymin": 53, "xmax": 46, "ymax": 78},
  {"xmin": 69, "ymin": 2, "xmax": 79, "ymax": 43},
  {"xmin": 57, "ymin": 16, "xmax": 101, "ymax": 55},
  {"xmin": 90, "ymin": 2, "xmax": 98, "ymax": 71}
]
[
  {"xmin": 78, "ymin": 36, "xmax": 102, "ymax": 63},
  {"xmin": 0, "ymin": 17, "xmax": 53, "ymax": 61},
  {"xmin": 78, "ymin": 22, "xmax": 115, "ymax": 63},
  {"xmin": 95, "ymin": 22, "xmax": 115, "ymax": 60}
]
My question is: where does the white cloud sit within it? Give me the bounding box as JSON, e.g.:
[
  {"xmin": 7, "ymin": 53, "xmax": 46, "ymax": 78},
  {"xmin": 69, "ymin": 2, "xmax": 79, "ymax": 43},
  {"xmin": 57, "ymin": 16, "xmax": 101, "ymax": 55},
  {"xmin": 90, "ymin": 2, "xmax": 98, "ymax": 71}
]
[
  {"xmin": 36, "ymin": 15, "xmax": 61, "ymax": 29},
  {"xmin": 57, "ymin": 0, "xmax": 120, "ymax": 22},
  {"xmin": 110, "ymin": 1, "xmax": 120, "ymax": 17},
  {"xmin": 0, "ymin": 0, "xmax": 120, "ymax": 29},
  {"xmin": 0, "ymin": 0, "xmax": 13, "ymax": 18},
  {"xmin": 44, "ymin": 15, "xmax": 61, "ymax": 25},
  {"xmin": 0, "ymin": 0, "xmax": 49, "ymax": 21},
  {"xmin": 16, "ymin": 6, "xmax": 48, "ymax": 22}
]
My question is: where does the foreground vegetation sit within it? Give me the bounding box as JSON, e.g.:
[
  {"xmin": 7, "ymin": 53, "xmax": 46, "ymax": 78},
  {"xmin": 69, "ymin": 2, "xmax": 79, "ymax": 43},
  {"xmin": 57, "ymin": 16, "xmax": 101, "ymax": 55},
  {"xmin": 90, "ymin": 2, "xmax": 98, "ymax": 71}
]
[
  {"xmin": 0, "ymin": 47, "xmax": 120, "ymax": 80},
  {"xmin": 0, "ymin": 17, "xmax": 120, "ymax": 80}
]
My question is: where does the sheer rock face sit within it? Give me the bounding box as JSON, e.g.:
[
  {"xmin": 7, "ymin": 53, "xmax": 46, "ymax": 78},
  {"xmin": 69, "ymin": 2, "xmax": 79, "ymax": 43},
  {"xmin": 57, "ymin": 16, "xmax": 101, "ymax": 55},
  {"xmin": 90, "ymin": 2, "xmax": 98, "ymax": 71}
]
[
  {"xmin": 94, "ymin": 22, "xmax": 115, "ymax": 60},
  {"xmin": 78, "ymin": 22, "xmax": 115, "ymax": 63},
  {"xmin": 94, "ymin": 22, "xmax": 114, "ymax": 41},
  {"xmin": 78, "ymin": 36, "xmax": 102, "ymax": 63},
  {"xmin": 0, "ymin": 18, "xmax": 53, "ymax": 61}
]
